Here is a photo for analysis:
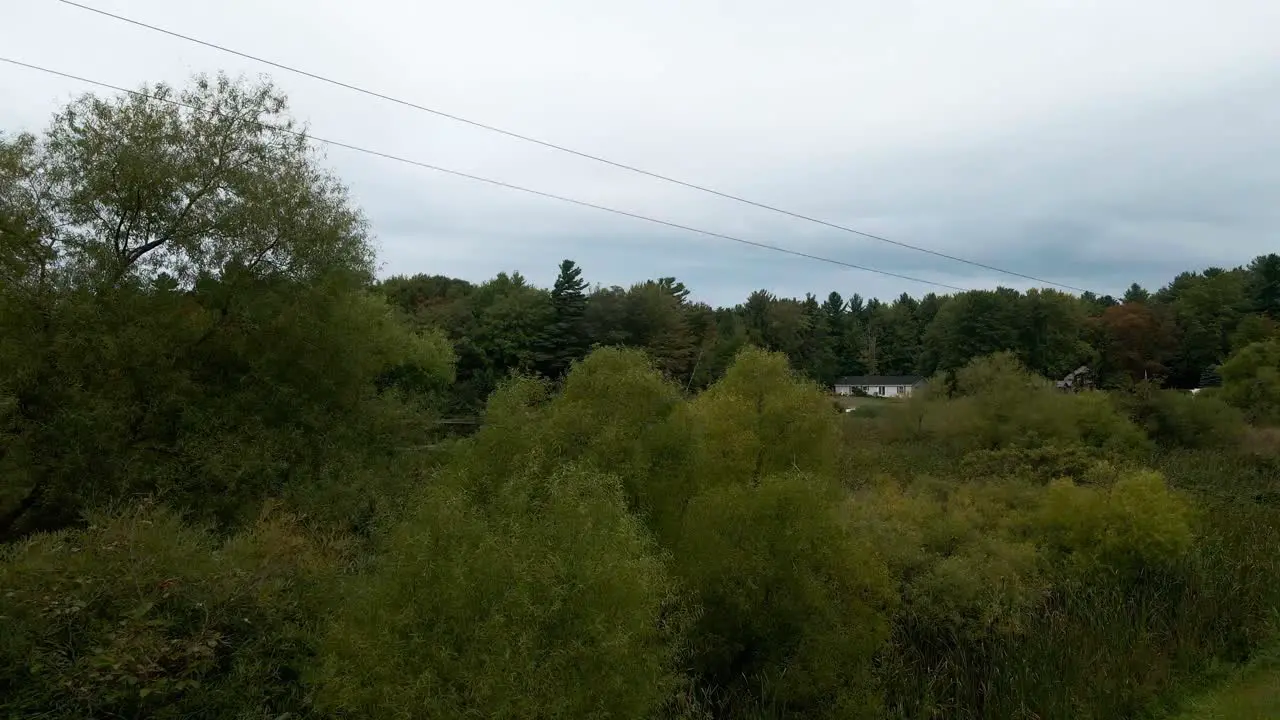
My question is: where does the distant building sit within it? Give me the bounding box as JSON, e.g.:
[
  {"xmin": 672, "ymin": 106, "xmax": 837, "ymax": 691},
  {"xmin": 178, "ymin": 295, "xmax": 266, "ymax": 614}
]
[
  {"xmin": 1055, "ymin": 365, "xmax": 1095, "ymax": 393},
  {"xmin": 834, "ymin": 375, "xmax": 925, "ymax": 398}
]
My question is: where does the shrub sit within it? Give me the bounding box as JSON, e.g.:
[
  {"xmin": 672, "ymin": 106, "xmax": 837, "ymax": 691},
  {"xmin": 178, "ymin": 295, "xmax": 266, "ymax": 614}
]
[
  {"xmin": 444, "ymin": 374, "xmax": 553, "ymax": 502},
  {"xmin": 539, "ymin": 347, "xmax": 693, "ymax": 521},
  {"xmin": 1114, "ymin": 382, "xmax": 1247, "ymax": 450},
  {"xmin": 313, "ymin": 464, "xmax": 682, "ymax": 719},
  {"xmin": 0, "ymin": 504, "xmax": 336, "ymax": 719},
  {"xmin": 1221, "ymin": 339, "xmax": 1280, "ymax": 424},
  {"xmin": 446, "ymin": 349, "xmax": 698, "ymax": 542},
  {"xmin": 664, "ymin": 349, "xmax": 893, "ymax": 717},
  {"xmin": 686, "ymin": 347, "xmax": 840, "ymax": 488},
  {"xmin": 884, "ymin": 354, "xmax": 1149, "ymax": 458},
  {"xmin": 958, "ymin": 444, "xmax": 1118, "ymax": 484},
  {"xmin": 848, "ymin": 478, "xmax": 1048, "ymax": 639},
  {"xmin": 845, "ymin": 468, "xmax": 1211, "ymax": 719},
  {"xmin": 677, "ymin": 472, "xmax": 894, "ymax": 718},
  {"xmin": 1038, "ymin": 470, "xmax": 1194, "ymax": 576},
  {"xmin": 0, "ymin": 280, "xmax": 457, "ymax": 541},
  {"xmin": 949, "ymin": 351, "xmax": 1051, "ymax": 398}
]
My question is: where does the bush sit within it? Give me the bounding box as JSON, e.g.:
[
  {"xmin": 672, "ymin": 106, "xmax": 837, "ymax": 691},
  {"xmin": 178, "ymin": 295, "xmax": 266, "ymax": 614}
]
[
  {"xmin": 677, "ymin": 472, "xmax": 894, "ymax": 718},
  {"xmin": 845, "ymin": 469, "xmax": 1205, "ymax": 718},
  {"xmin": 883, "ymin": 353, "xmax": 1149, "ymax": 458},
  {"xmin": 0, "ymin": 504, "xmax": 336, "ymax": 719},
  {"xmin": 849, "ymin": 478, "xmax": 1047, "ymax": 639},
  {"xmin": 446, "ymin": 349, "xmax": 698, "ymax": 542},
  {"xmin": 1221, "ymin": 339, "xmax": 1280, "ymax": 424},
  {"xmin": 313, "ymin": 464, "xmax": 683, "ymax": 719},
  {"xmin": 654, "ymin": 349, "xmax": 894, "ymax": 717},
  {"xmin": 686, "ymin": 347, "xmax": 840, "ymax": 489},
  {"xmin": 539, "ymin": 347, "xmax": 693, "ymax": 521},
  {"xmin": 1038, "ymin": 470, "xmax": 1194, "ymax": 576},
  {"xmin": 958, "ymin": 444, "xmax": 1118, "ymax": 484},
  {"xmin": 0, "ymin": 279, "xmax": 456, "ymax": 540},
  {"xmin": 1114, "ymin": 382, "xmax": 1247, "ymax": 450}
]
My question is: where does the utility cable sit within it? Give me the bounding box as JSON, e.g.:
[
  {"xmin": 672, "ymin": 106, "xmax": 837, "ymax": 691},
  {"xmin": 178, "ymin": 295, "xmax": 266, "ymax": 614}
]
[
  {"xmin": 1, "ymin": 57, "xmax": 970, "ymax": 292},
  {"xmin": 52, "ymin": 0, "xmax": 1096, "ymax": 294}
]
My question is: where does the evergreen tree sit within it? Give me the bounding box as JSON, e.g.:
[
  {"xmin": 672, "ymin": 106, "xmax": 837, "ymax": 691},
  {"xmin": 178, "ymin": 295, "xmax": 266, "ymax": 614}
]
[
  {"xmin": 1247, "ymin": 253, "xmax": 1280, "ymax": 318},
  {"xmin": 1123, "ymin": 283, "xmax": 1151, "ymax": 303},
  {"xmin": 535, "ymin": 259, "xmax": 590, "ymax": 378}
]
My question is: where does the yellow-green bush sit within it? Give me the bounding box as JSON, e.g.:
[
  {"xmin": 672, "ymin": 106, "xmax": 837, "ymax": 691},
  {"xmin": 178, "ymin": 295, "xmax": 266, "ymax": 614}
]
[
  {"xmin": 442, "ymin": 346, "xmax": 897, "ymax": 717},
  {"xmin": 848, "ymin": 478, "xmax": 1048, "ymax": 641},
  {"xmin": 677, "ymin": 472, "xmax": 894, "ymax": 719},
  {"xmin": 313, "ymin": 464, "xmax": 682, "ymax": 719},
  {"xmin": 1038, "ymin": 470, "xmax": 1194, "ymax": 575},
  {"xmin": 883, "ymin": 353, "xmax": 1149, "ymax": 458},
  {"xmin": 844, "ymin": 468, "xmax": 1204, "ymax": 718},
  {"xmin": 659, "ymin": 349, "xmax": 897, "ymax": 717},
  {"xmin": 0, "ymin": 505, "xmax": 336, "ymax": 719},
  {"xmin": 539, "ymin": 347, "xmax": 694, "ymax": 523},
  {"xmin": 686, "ymin": 347, "xmax": 839, "ymax": 488},
  {"xmin": 957, "ymin": 444, "xmax": 1119, "ymax": 484},
  {"xmin": 445, "ymin": 373, "xmax": 553, "ymax": 501}
]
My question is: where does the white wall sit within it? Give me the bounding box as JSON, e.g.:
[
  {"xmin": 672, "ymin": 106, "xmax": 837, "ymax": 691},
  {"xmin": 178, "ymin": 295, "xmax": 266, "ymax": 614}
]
[{"xmin": 833, "ymin": 384, "xmax": 916, "ymax": 398}]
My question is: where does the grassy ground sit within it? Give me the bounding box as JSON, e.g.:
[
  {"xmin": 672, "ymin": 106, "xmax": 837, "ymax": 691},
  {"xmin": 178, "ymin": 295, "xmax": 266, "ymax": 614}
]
[
  {"xmin": 1168, "ymin": 648, "xmax": 1280, "ymax": 719},
  {"xmin": 832, "ymin": 394, "xmax": 896, "ymax": 410}
]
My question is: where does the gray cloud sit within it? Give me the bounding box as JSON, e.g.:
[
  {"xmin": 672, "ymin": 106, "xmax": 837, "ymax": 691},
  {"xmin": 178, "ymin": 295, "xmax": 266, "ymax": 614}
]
[{"xmin": 3, "ymin": 0, "xmax": 1279, "ymax": 306}]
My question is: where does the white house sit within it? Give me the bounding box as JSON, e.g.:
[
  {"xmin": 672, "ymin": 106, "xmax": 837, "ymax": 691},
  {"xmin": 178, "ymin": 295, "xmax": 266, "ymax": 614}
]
[{"xmin": 833, "ymin": 375, "xmax": 925, "ymax": 398}]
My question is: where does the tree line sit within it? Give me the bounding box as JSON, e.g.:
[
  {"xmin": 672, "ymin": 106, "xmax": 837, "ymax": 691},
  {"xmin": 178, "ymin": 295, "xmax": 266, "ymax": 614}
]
[{"xmin": 381, "ymin": 254, "xmax": 1280, "ymax": 412}]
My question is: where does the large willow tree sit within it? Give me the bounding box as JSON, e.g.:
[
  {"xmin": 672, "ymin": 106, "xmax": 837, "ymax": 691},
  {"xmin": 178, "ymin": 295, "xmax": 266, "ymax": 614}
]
[{"xmin": 0, "ymin": 74, "xmax": 452, "ymax": 540}]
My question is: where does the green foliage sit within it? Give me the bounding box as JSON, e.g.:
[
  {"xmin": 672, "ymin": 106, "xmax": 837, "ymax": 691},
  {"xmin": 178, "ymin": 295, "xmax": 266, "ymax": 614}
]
[
  {"xmin": 678, "ymin": 473, "xmax": 893, "ymax": 718},
  {"xmin": 39, "ymin": 73, "xmax": 372, "ymax": 286},
  {"xmin": 668, "ymin": 349, "xmax": 894, "ymax": 717},
  {"xmin": 0, "ymin": 74, "xmax": 454, "ymax": 541},
  {"xmin": 0, "ymin": 275, "xmax": 455, "ymax": 539},
  {"xmin": 1220, "ymin": 339, "xmax": 1280, "ymax": 424},
  {"xmin": 1158, "ymin": 268, "xmax": 1251, "ymax": 388},
  {"xmin": 1113, "ymin": 382, "xmax": 1247, "ymax": 449},
  {"xmin": 314, "ymin": 465, "xmax": 681, "ymax": 719},
  {"xmin": 534, "ymin": 258, "xmax": 589, "ymax": 378},
  {"xmin": 538, "ymin": 348, "xmax": 694, "ymax": 534},
  {"xmin": 0, "ymin": 505, "xmax": 337, "ymax": 719},
  {"xmin": 426, "ymin": 347, "xmax": 895, "ymax": 717},
  {"xmin": 1231, "ymin": 313, "xmax": 1280, "ymax": 353},
  {"xmin": 958, "ymin": 444, "xmax": 1116, "ymax": 483},
  {"xmin": 0, "ymin": 132, "xmax": 54, "ymax": 289},
  {"xmin": 9, "ymin": 70, "xmax": 1280, "ymax": 720},
  {"xmin": 1038, "ymin": 470, "xmax": 1194, "ymax": 575},
  {"xmin": 849, "ymin": 478, "xmax": 1048, "ymax": 642},
  {"xmin": 687, "ymin": 346, "xmax": 840, "ymax": 488},
  {"xmin": 886, "ymin": 353, "xmax": 1149, "ymax": 458},
  {"xmin": 846, "ymin": 467, "xmax": 1210, "ymax": 719}
]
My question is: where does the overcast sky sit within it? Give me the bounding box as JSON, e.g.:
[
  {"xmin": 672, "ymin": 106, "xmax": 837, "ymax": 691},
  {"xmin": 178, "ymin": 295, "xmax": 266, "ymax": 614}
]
[{"xmin": 4, "ymin": 0, "xmax": 1279, "ymax": 306}]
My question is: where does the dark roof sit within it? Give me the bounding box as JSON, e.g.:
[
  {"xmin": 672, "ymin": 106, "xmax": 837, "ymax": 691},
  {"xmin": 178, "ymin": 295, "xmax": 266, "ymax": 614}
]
[{"xmin": 834, "ymin": 375, "xmax": 925, "ymax": 386}]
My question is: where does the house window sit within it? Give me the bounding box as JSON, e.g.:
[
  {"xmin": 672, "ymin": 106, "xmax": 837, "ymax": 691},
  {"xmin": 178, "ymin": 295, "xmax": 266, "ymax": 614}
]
[{"xmin": 877, "ymin": 386, "xmax": 885, "ymax": 395}]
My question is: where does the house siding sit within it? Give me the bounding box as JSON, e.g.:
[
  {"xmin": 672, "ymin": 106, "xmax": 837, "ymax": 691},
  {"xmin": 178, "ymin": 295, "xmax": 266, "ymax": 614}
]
[{"xmin": 833, "ymin": 383, "xmax": 917, "ymax": 398}]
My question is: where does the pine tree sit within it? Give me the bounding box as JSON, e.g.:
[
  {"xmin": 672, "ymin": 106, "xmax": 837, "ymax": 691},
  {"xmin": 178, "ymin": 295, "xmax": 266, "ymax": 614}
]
[{"xmin": 535, "ymin": 259, "xmax": 589, "ymax": 378}]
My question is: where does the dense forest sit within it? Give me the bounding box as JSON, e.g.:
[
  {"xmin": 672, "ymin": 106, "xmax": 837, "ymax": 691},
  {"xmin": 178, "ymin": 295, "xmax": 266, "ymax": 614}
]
[
  {"xmin": 381, "ymin": 253, "xmax": 1280, "ymax": 414},
  {"xmin": 3, "ymin": 74, "xmax": 1279, "ymax": 719}
]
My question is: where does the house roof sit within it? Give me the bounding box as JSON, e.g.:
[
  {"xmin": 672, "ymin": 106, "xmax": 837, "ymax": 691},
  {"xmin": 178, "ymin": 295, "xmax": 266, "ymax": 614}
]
[{"xmin": 834, "ymin": 375, "xmax": 925, "ymax": 386}]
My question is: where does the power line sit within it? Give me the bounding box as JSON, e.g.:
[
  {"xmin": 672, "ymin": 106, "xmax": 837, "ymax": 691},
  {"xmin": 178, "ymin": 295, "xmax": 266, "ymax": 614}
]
[
  {"xmin": 53, "ymin": 0, "xmax": 1097, "ymax": 295},
  {"xmin": 0, "ymin": 57, "xmax": 969, "ymax": 292}
]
